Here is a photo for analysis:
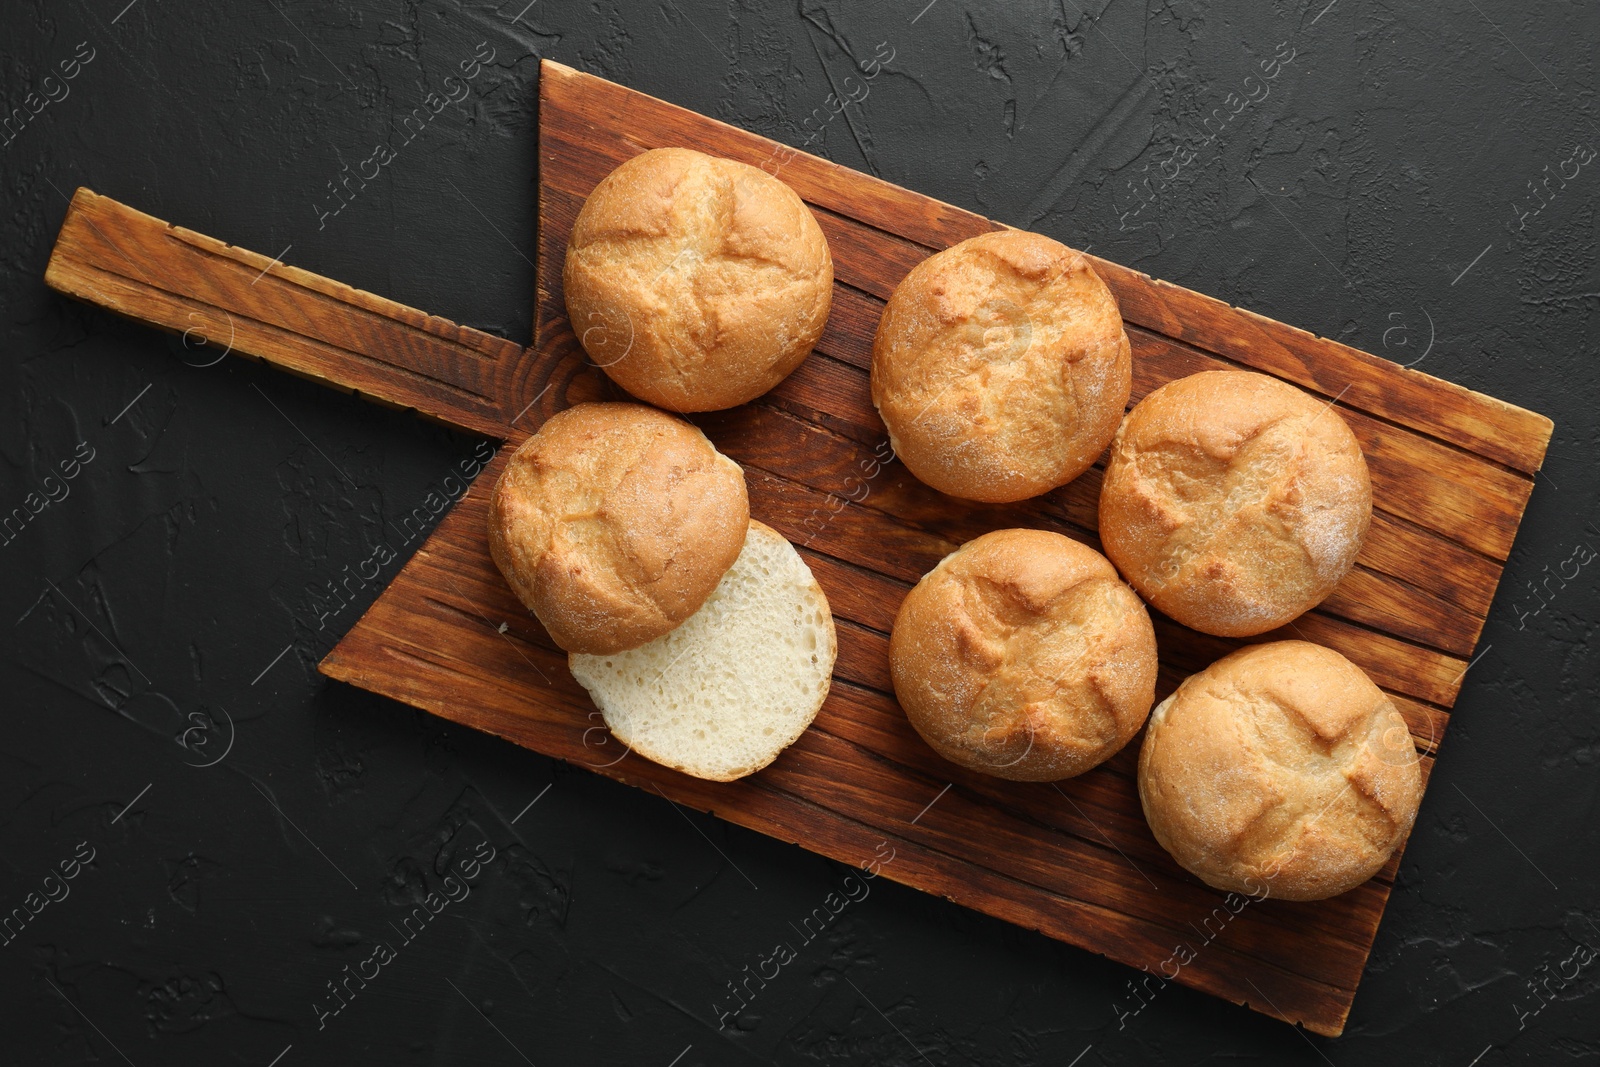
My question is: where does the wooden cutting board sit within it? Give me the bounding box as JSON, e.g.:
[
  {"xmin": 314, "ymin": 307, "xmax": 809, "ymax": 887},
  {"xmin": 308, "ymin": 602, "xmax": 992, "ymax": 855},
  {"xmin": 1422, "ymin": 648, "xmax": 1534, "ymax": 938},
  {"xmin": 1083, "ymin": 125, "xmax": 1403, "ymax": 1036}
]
[{"xmin": 43, "ymin": 58, "xmax": 1552, "ymax": 1038}]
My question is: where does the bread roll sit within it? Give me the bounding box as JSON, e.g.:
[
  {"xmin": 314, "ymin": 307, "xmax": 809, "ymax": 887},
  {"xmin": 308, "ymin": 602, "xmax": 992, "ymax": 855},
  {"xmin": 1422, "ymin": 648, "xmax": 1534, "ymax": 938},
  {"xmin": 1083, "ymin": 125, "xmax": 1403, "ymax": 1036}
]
[
  {"xmin": 570, "ymin": 521, "xmax": 836, "ymax": 782},
  {"xmin": 889, "ymin": 528, "xmax": 1157, "ymax": 781},
  {"xmin": 870, "ymin": 230, "xmax": 1131, "ymax": 503},
  {"xmin": 1138, "ymin": 640, "xmax": 1422, "ymax": 901},
  {"xmin": 487, "ymin": 402, "xmax": 748, "ymax": 655},
  {"xmin": 1098, "ymin": 370, "xmax": 1371, "ymax": 637},
  {"xmin": 564, "ymin": 147, "xmax": 833, "ymax": 412}
]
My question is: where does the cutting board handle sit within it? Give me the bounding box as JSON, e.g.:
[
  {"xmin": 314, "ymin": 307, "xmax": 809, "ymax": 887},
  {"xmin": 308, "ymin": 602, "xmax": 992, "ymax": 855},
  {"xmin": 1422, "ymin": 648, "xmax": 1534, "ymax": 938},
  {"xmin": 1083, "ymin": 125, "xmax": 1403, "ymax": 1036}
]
[{"xmin": 44, "ymin": 187, "xmax": 550, "ymax": 437}]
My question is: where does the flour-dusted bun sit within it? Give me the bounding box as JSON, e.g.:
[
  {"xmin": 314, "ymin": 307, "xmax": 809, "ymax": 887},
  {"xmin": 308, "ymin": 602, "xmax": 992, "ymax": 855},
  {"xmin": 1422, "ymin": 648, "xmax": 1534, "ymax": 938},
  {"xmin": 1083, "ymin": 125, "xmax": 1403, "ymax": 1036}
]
[
  {"xmin": 487, "ymin": 402, "xmax": 748, "ymax": 655},
  {"xmin": 1138, "ymin": 640, "xmax": 1422, "ymax": 901},
  {"xmin": 870, "ymin": 230, "xmax": 1131, "ymax": 503},
  {"xmin": 563, "ymin": 147, "xmax": 833, "ymax": 412},
  {"xmin": 889, "ymin": 528, "xmax": 1157, "ymax": 781},
  {"xmin": 1098, "ymin": 370, "xmax": 1372, "ymax": 637},
  {"xmin": 569, "ymin": 522, "xmax": 836, "ymax": 782}
]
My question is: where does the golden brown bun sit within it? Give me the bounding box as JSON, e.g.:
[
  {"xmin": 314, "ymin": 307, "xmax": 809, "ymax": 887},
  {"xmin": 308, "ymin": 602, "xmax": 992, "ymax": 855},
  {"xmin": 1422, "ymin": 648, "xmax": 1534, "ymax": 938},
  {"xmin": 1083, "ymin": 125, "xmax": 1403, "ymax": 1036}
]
[
  {"xmin": 889, "ymin": 528, "xmax": 1158, "ymax": 781},
  {"xmin": 487, "ymin": 402, "xmax": 749, "ymax": 655},
  {"xmin": 563, "ymin": 147, "xmax": 833, "ymax": 412},
  {"xmin": 1138, "ymin": 640, "xmax": 1422, "ymax": 901},
  {"xmin": 870, "ymin": 230, "xmax": 1131, "ymax": 503},
  {"xmin": 1098, "ymin": 370, "xmax": 1372, "ymax": 637}
]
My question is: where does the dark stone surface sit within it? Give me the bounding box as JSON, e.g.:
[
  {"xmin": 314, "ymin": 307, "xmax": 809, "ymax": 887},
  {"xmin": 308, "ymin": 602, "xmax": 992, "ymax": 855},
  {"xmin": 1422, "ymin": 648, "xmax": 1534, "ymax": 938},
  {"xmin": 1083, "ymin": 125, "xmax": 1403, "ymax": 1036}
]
[{"xmin": 2, "ymin": 0, "xmax": 1596, "ymax": 1063}]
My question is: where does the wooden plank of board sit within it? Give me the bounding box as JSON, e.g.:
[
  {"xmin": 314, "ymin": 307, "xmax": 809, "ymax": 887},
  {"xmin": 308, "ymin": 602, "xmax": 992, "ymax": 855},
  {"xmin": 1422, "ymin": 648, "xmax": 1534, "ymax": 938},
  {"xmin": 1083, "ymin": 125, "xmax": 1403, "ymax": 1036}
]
[{"xmin": 42, "ymin": 188, "xmax": 543, "ymax": 439}]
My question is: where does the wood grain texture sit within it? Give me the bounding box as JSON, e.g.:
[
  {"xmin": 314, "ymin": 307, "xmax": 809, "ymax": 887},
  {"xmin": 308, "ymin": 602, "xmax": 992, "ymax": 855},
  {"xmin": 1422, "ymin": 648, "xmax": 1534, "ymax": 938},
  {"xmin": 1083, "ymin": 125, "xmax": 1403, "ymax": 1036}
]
[
  {"xmin": 43, "ymin": 188, "xmax": 547, "ymax": 439},
  {"xmin": 322, "ymin": 61, "xmax": 1551, "ymax": 1037},
  {"xmin": 40, "ymin": 58, "xmax": 1552, "ymax": 1039}
]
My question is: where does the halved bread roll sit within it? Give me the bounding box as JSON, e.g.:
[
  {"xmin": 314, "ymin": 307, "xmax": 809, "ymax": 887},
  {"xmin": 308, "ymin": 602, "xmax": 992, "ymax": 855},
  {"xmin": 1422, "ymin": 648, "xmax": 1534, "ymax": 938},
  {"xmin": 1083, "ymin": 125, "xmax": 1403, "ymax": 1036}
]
[
  {"xmin": 569, "ymin": 521, "xmax": 836, "ymax": 781},
  {"xmin": 487, "ymin": 402, "xmax": 748, "ymax": 655}
]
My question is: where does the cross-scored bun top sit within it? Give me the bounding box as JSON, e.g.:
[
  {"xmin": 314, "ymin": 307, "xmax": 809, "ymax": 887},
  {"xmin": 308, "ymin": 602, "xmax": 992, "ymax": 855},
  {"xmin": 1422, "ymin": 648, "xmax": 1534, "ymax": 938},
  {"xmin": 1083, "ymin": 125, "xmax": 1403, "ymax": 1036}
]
[
  {"xmin": 487, "ymin": 402, "xmax": 749, "ymax": 655},
  {"xmin": 889, "ymin": 528, "xmax": 1158, "ymax": 782},
  {"xmin": 1098, "ymin": 370, "xmax": 1372, "ymax": 637},
  {"xmin": 563, "ymin": 147, "xmax": 833, "ymax": 412},
  {"xmin": 1137, "ymin": 640, "xmax": 1423, "ymax": 901},
  {"xmin": 870, "ymin": 230, "xmax": 1132, "ymax": 503}
]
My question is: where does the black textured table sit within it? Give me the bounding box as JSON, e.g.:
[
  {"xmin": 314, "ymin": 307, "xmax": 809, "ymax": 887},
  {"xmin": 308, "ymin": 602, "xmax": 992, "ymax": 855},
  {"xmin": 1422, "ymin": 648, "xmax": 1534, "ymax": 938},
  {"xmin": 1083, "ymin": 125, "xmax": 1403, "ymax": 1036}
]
[{"xmin": 2, "ymin": 2, "xmax": 1596, "ymax": 1064}]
